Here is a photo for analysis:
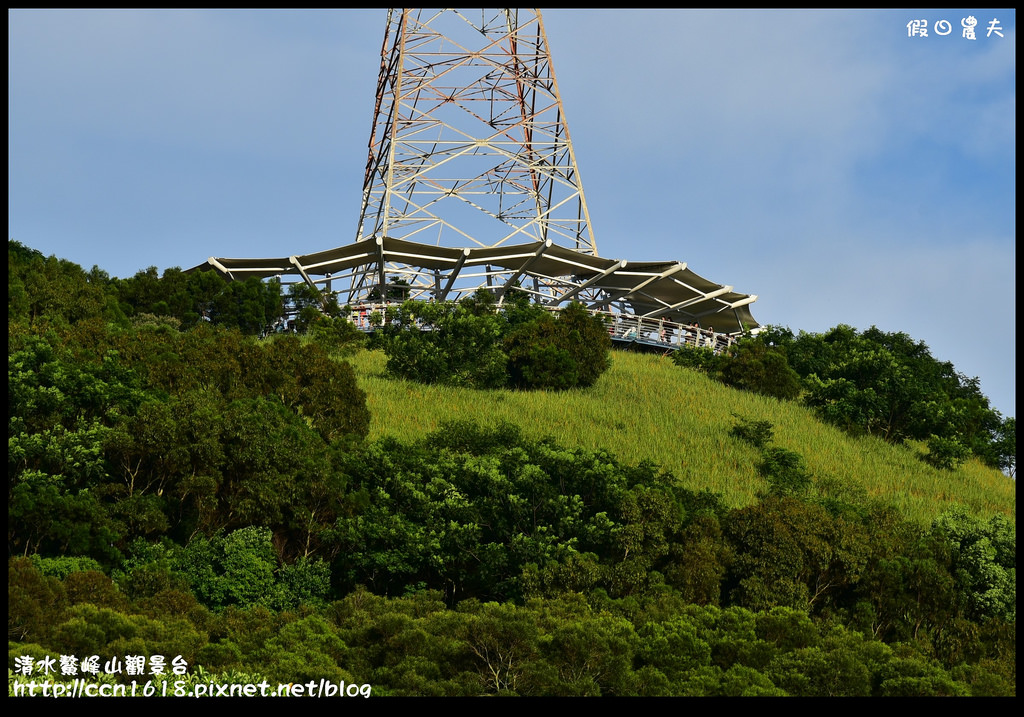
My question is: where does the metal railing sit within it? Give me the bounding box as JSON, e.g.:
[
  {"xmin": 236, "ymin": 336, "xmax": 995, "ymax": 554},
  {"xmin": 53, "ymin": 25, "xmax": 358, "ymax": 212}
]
[
  {"xmin": 590, "ymin": 309, "xmax": 735, "ymax": 353},
  {"xmin": 335, "ymin": 302, "xmax": 735, "ymax": 354}
]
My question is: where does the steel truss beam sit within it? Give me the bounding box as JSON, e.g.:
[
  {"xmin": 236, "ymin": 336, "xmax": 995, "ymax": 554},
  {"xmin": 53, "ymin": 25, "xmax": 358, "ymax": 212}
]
[
  {"xmin": 356, "ymin": 9, "xmax": 597, "ymax": 258},
  {"xmin": 187, "ymin": 9, "xmax": 761, "ymax": 336}
]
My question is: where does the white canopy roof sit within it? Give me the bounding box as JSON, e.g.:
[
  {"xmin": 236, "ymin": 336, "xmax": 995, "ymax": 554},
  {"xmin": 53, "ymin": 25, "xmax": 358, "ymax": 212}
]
[{"xmin": 188, "ymin": 236, "xmax": 759, "ymax": 334}]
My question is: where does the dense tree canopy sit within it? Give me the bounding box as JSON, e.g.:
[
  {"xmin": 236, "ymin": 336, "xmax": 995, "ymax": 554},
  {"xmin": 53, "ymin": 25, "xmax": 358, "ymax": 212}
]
[
  {"xmin": 674, "ymin": 323, "xmax": 1013, "ymax": 472},
  {"xmin": 7, "ymin": 241, "xmax": 1015, "ymax": 697},
  {"xmin": 374, "ymin": 291, "xmax": 611, "ymax": 391}
]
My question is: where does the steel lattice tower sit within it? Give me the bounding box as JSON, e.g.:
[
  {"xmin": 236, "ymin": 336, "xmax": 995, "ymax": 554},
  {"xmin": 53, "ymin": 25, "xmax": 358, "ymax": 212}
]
[
  {"xmin": 352, "ymin": 8, "xmax": 596, "ymax": 298},
  {"xmin": 190, "ymin": 8, "xmax": 761, "ymax": 338}
]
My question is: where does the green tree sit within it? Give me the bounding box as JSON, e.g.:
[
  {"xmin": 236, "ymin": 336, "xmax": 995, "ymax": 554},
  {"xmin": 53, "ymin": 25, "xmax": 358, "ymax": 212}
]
[
  {"xmin": 636, "ymin": 615, "xmax": 713, "ymax": 684},
  {"xmin": 504, "ymin": 302, "xmax": 611, "ymax": 390},
  {"xmin": 757, "ymin": 447, "xmax": 813, "ymax": 498},
  {"xmin": 930, "ymin": 508, "xmax": 1015, "ymax": 622},
  {"xmin": 288, "ymin": 281, "xmax": 341, "ymax": 333},
  {"xmin": 663, "ymin": 514, "xmax": 732, "ymax": 606},
  {"xmin": 8, "ymin": 557, "xmax": 68, "ymax": 643},
  {"xmin": 878, "ymin": 654, "xmax": 969, "ymax": 696},
  {"xmin": 725, "ymin": 497, "xmax": 870, "ymax": 613},
  {"xmin": 377, "ymin": 296, "xmax": 610, "ymax": 391},
  {"xmin": 671, "ymin": 345, "xmax": 722, "ymax": 375},
  {"xmin": 210, "ymin": 276, "xmax": 284, "ymax": 335},
  {"xmin": 9, "ymin": 335, "xmax": 153, "ymax": 561},
  {"xmin": 924, "ymin": 434, "xmax": 971, "ymax": 470},
  {"xmin": 729, "ymin": 415, "xmax": 775, "ymax": 450},
  {"xmin": 259, "ymin": 336, "xmax": 370, "ymax": 442},
  {"xmin": 771, "ymin": 324, "xmax": 1009, "ymax": 469},
  {"xmin": 8, "ymin": 242, "xmax": 108, "ymax": 326},
  {"xmin": 986, "ymin": 415, "xmax": 1015, "ymax": 478},
  {"xmin": 377, "ymin": 295, "xmax": 508, "ymax": 389},
  {"xmin": 718, "ymin": 337, "xmax": 802, "ymax": 400},
  {"xmin": 175, "ymin": 526, "xmax": 331, "ymax": 611},
  {"xmin": 255, "ymin": 614, "xmax": 351, "ymax": 684},
  {"xmin": 456, "ymin": 601, "xmax": 540, "ymax": 695},
  {"xmin": 307, "ymin": 314, "xmax": 366, "ymax": 355}
]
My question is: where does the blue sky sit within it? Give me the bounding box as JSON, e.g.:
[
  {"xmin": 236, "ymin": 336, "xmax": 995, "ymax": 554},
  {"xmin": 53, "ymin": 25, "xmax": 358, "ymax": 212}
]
[{"xmin": 8, "ymin": 9, "xmax": 1015, "ymax": 418}]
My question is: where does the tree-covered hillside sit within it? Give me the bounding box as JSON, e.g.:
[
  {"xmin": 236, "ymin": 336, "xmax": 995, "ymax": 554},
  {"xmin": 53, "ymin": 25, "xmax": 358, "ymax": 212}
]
[{"xmin": 8, "ymin": 241, "xmax": 1015, "ymax": 697}]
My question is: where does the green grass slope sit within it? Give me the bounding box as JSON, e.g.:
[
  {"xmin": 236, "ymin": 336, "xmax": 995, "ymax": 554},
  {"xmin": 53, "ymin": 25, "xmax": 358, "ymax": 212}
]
[{"xmin": 347, "ymin": 347, "xmax": 1014, "ymax": 525}]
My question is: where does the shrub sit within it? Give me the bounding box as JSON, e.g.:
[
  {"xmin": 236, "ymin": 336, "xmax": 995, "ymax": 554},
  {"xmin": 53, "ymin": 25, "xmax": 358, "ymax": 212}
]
[
  {"xmin": 729, "ymin": 416, "xmax": 775, "ymax": 450},
  {"xmin": 671, "ymin": 345, "xmax": 721, "ymax": 374},
  {"xmin": 308, "ymin": 315, "xmax": 366, "ymax": 355},
  {"xmin": 718, "ymin": 340, "xmax": 802, "ymax": 400},
  {"xmin": 556, "ymin": 301, "xmax": 613, "ymax": 387},
  {"xmin": 378, "ymin": 298, "xmax": 611, "ymax": 391},
  {"xmin": 505, "ymin": 320, "xmax": 580, "ymax": 390},
  {"xmin": 758, "ymin": 448, "xmax": 813, "ymax": 498},
  {"xmin": 924, "ymin": 435, "xmax": 970, "ymax": 471},
  {"xmin": 504, "ymin": 302, "xmax": 611, "ymax": 391},
  {"xmin": 376, "ymin": 296, "xmax": 508, "ymax": 389}
]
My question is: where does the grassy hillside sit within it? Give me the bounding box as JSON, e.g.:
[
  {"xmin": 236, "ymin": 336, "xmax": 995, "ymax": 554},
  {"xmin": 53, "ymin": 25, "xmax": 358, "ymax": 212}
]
[{"xmin": 348, "ymin": 347, "xmax": 1014, "ymax": 525}]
